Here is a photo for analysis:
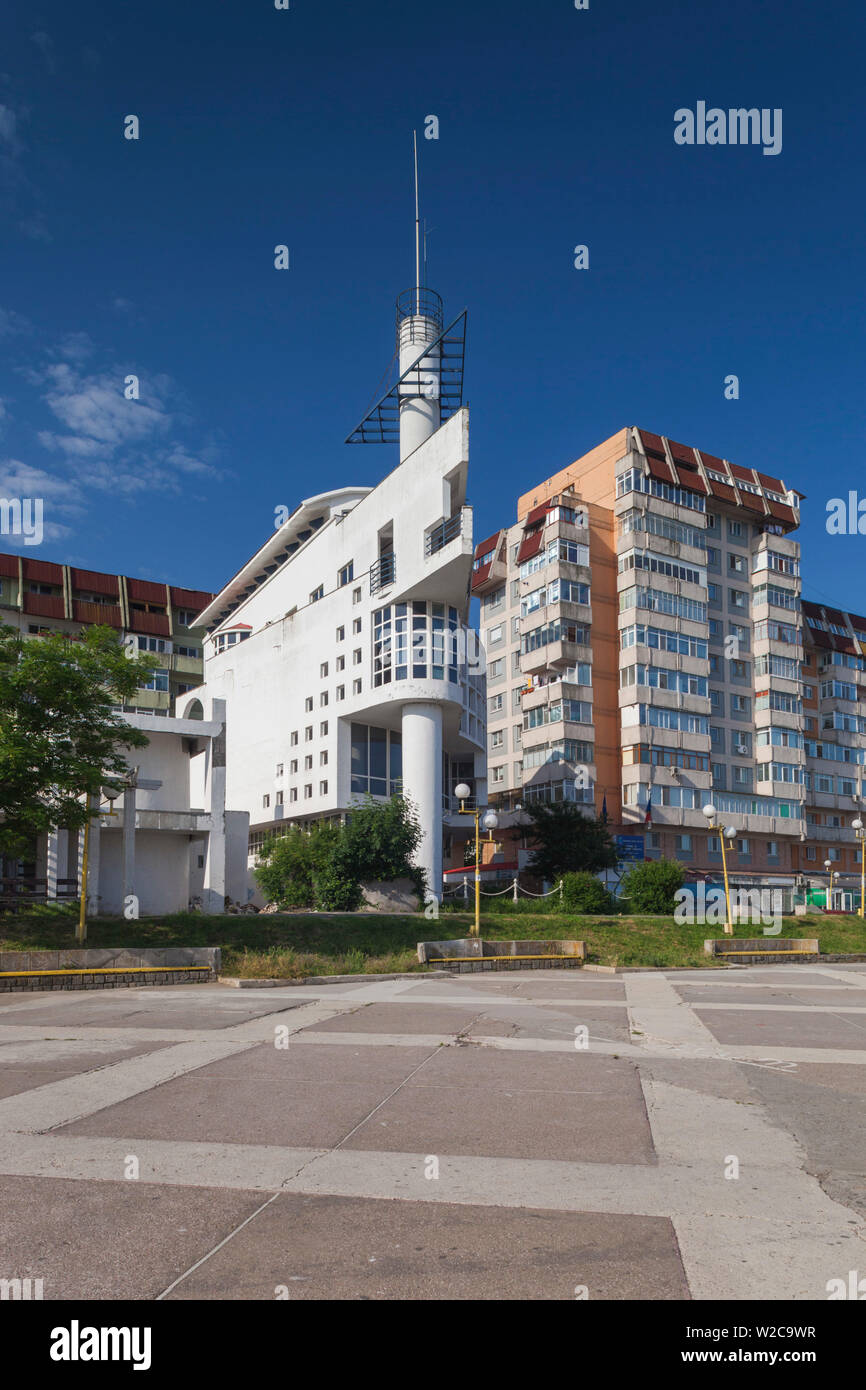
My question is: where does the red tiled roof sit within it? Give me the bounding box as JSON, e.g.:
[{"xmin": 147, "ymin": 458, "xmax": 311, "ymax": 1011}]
[
  {"xmin": 673, "ymin": 464, "xmax": 708, "ymax": 494},
  {"xmin": 525, "ymin": 504, "xmax": 551, "ymax": 527},
  {"xmin": 708, "ymin": 480, "xmax": 738, "ymax": 504},
  {"xmin": 728, "ymin": 463, "xmax": 756, "ymax": 482},
  {"xmin": 517, "ymin": 531, "xmax": 544, "ymax": 564},
  {"xmin": 767, "ymin": 501, "xmax": 797, "ymax": 525},
  {"xmin": 737, "ymin": 492, "xmax": 766, "ymax": 513},
  {"xmin": 474, "ymin": 531, "xmax": 502, "ymax": 559},
  {"xmin": 471, "ymin": 562, "xmax": 492, "ymax": 589}
]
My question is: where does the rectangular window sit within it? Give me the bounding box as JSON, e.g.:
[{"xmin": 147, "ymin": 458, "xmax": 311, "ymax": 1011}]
[
  {"xmin": 320, "ymin": 662, "xmax": 328, "ymax": 678},
  {"xmin": 289, "ymin": 787, "xmax": 298, "ymax": 803},
  {"xmin": 337, "ymin": 655, "xmax": 345, "ymax": 672},
  {"xmin": 320, "ymin": 721, "xmax": 328, "ymax": 736},
  {"xmin": 290, "ymin": 759, "xmax": 298, "ymax": 774},
  {"xmin": 353, "ymin": 587, "xmax": 362, "ymax": 604},
  {"xmin": 320, "ymin": 780, "xmax": 328, "ymax": 796},
  {"xmin": 336, "ymin": 625, "xmax": 345, "ymax": 642},
  {"xmin": 336, "ymin": 684, "xmax": 345, "ymax": 701},
  {"xmin": 262, "ymin": 794, "xmax": 270, "ymax": 808},
  {"xmin": 290, "ymin": 731, "xmax": 298, "ymax": 746},
  {"xmin": 305, "ymin": 726, "xmax": 313, "ymax": 741},
  {"xmin": 353, "ymin": 617, "xmax": 362, "ymax": 634},
  {"xmin": 305, "ymin": 696, "xmax": 313, "ymax": 712},
  {"xmin": 276, "ymin": 791, "xmax": 284, "ymax": 806},
  {"xmin": 353, "ymin": 678, "xmax": 362, "ymax": 694},
  {"xmin": 338, "ymin": 561, "xmax": 354, "ymax": 587},
  {"xmin": 310, "ymin": 585, "xmax": 324, "ymax": 603}
]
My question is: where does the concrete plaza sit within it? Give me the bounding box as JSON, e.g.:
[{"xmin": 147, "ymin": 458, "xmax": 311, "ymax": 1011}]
[{"xmin": 0, "ymin": 964, "xmax": 865, "ymax": 1300}]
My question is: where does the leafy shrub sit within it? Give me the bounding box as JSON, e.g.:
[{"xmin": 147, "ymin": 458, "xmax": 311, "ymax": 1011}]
[
  {"xmin": 559, "ymin": 871, "xmax": 614, "ymax": 914},
  {"xmin": 253, "ymin": 795, "xmax": 424, "ymax": 911},
  {"xmin": 619, "ymin": 859, "xmax": 685, "ymax": 914}
]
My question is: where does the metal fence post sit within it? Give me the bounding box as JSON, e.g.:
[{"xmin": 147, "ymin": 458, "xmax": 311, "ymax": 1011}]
[{"xmin": 513, "ymin": 876, "xmax": 518, "ymax": 902}]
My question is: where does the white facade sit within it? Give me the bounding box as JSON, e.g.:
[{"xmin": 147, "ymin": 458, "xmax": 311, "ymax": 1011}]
[
  {"xmin": 32, "ymin": 696, "xmax": 249, "ymax": 917},
  {"xmin": 189, "ymin": 407, "xmax": 486, "ymax": 900}
]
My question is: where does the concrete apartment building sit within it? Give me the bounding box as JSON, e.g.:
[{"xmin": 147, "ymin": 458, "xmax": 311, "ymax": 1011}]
[
  {"xmin": 476, "ymin": 426, "xmax": 865, "ymax": 893},
  {"xmin": 0, "ymin": 550, "xmax": 214, "ymax": 716},
  {"xmin": 798, "ymin": 601, "xmax": 866, "ymax": 892},
  {"xmin": 188, "ymin": 285, "xmax": 485, "ymax": 900}
]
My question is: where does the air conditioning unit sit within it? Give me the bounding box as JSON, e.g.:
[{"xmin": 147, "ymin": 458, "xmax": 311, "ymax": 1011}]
[{"xmin": 736, "ymin": 744, "xmax": 750, "ymax": 755}]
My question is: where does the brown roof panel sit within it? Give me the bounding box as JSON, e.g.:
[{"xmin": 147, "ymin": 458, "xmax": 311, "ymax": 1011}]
[
  {"xmin": 474, "ymin": 531, "xmax": 502, "ymax": 559},
  {"xmin": 638, "ymin": 429, "xmax": 668, "ymax": 458},
  {"xmin": 756, "ymin": 470, "xmax": 786, "ymax": 492},
  {"xmin": 729, "ymin": 463, "xmax": 756, "ymax": 482},
  {"xmin": 471, "ymin": 562, "xmax": 492, "ymax": 590},
  {"xmin": 708, "ymin": 480, "xmax": 738, "ymax": 504},
  {"xmin": 517, "ymin": 531, "xmax": 544, "ymax": 564},
  {"xmin": 737, "ymin": 491, "xmax": 766, "ymax": 513},
  {"xmin": 22, "ymin": 558, "xmax": 64, "ymax": 585},
  {"xmin": 673, "ymin": 464, "xmax": 708, "ymax": 494},
  {"xmin": 766, "ymin": 501, "xmax": 797, "ymax": 525},
  {"xmin": 525, "ymin": 504, "xmax": 551, "ymax": 527},
  {"xmin": 0, "ymin": 553, "xmax": 19, "ymax": 578}
]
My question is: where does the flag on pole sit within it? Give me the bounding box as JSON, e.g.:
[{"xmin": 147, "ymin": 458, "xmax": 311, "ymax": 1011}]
[
  {"xmin": 601, "ymin": 793, "xmax": 608, "ymax": 824},
  {"xmin": 644, "ymin": 788, "xmax": 653, "ymax": 829}
]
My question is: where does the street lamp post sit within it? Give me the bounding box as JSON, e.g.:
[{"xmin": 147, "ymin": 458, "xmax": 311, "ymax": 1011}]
[
  {"xmin": 703, "ymin": 804, "xmax": 737, "ymax": 936},
  {"xmin": 77, "ymin": 785, "xmax": 121, "ymax": 945},
  {"xmin": 853, "ymin": 818, "xmax": 865, "ymax": 919},
  {"xmin": 823, "ymin": 858, "xmax": 835, "ymax": 911},
  {"xmin": 454, "ymin": 782, "xmax": 498, "ymax": 938}
]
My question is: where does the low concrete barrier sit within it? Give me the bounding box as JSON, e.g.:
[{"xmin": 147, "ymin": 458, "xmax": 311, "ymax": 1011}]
[
  {"xmin": 0, "ymin": 948, "xmax": 220, "ymax": 992},
  {"xmin": 704, "ymin": 938, "xmax": 819, "ymax": 965},
  {"xmin": 418, "ymin": 939, "xmax": 585, "ymax": 972}
]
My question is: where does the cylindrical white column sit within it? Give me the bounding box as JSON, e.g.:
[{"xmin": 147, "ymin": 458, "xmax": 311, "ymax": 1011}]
[
  {"xmin": 401, "ymin": 701, "xmax": 443, "ymax": 901},
  {"xmin": 398, "ymin": 313, "xmax": 441, "ymax": 462}
]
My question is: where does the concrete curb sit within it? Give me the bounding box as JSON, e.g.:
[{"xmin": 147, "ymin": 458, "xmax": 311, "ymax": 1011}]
[{"xmin": 219, "ymin": 970, "xmax": 451, "ymax": 988}]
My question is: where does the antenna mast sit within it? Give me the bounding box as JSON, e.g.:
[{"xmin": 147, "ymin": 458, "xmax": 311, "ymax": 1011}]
[{"xmin": 413, "ymin": 130, "xmax": 420, "ymax": 314}]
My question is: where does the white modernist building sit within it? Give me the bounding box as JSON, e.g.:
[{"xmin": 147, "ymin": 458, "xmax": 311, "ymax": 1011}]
[
  {"xmin": 27, "ymin": 697, "xmax": 249, "ymax": 917},
  {"xmin": 189, "ymin": 286, "xmax": 486, "ymax": 899}
]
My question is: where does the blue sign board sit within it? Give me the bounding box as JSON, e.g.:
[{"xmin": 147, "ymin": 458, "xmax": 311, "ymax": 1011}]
[{"xmin": 614, "ymin": 835, "xmax": 645, "ymax": 862}]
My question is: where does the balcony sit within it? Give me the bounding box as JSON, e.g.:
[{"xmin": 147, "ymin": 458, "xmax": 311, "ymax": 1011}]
[
  {"xmin": 72, "ymin": 599, "xmax": 123, "ymax": 628},
  {"xmin": 127, "ymin": 609, "xmax": 171, "ymax": 637},
  {"xmin": 370, "ymin": 552, "xmax": 396, "ymax": 595},
  {"xmin": 23, "ymin": 592, "xmax": 65, "ymax": 620},
  {"xmin": 426, "ymin": 509, "xmax": 467, "ymax": 557}
]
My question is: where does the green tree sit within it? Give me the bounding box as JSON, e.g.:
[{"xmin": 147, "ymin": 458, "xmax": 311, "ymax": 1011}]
[
  {"xmin": 253, "ymin": 795, "xmax": 425, "ymax": 911},
  {"xmin": 620, "ymin": 858, "xmax": 685, "ymax": 914},
  {"xmin": 0, "ymin": 624, "xmax": 156, "ymax": 856},
  {"xmin": 525, "ymin": 803, "xmax": 619, "ymax": 882},
  {"xmin": 559, "ymin": 870, "xmax": 614, "ymax": 914},
  {"xmin": 341, "ymin": 794, "xmax": 425, "ymax": 896}
]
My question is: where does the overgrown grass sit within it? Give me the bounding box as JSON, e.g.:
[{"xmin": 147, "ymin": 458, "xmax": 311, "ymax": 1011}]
[{"xmin": 1, "ymin": 906, "xmax": 862, "ymax": 974}]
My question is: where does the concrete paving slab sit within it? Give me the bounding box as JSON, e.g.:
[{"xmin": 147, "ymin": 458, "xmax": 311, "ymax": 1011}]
[
  {"xmin": 674, "ymin": 984, "xmax": 866, "ymax": 1008},
  {"xmin": 696, "ymin": 1007, "xmax": 866, "ymax": 1049},
  {"xmin": 162, "ymin": 1192, "xmax": 688, "ymax": 1300},
  {"xmin": 58, "ymin": 1068, "xmax": 416, "ymax": 1150},
  {"xmin": 465, "ymin": 1005, "xmax": 631, "ymax": 1045},
  {"xmin": 343, "ymin": 1050, "xmax": 654, "ymax": 1164},
  {"xmin": 300, "ymin": 1002, "xmax": 482, "ymax": 1035},
  {"xmin": 171, "ymin": 1039, "xmax": 437, "ymax": 1086},
  {"xmin": 0, "ymin": 1174, "xmax": 265, "ymax": 1299},
  {"xmin": 0, "ymin": 1039, "xmax": 172, "ymax": 1100},
  {"xmin": 0, "ymin": 997, "xmax": 307, "ymax": 1032}
]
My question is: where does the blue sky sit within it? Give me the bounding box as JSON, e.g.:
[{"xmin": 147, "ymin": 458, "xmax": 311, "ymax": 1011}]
[{"xmin": 1, "ymin": 0, "xmax": 864, "ymax": 611}]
